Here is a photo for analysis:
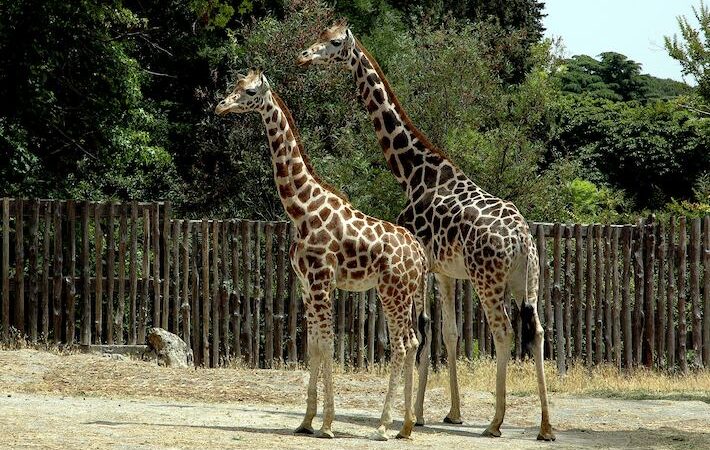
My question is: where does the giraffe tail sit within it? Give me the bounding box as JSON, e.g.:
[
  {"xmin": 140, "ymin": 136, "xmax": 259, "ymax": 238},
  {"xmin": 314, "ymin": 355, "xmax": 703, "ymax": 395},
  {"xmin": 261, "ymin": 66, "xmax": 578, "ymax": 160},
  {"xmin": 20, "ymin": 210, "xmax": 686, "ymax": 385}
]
[
  {"xmin": 520, "ymin": 243, "xmax": 538, "ymax": 357},
  {"xmin": 415, "ymin": 273, "xmax": 430, "ymax": 365}
]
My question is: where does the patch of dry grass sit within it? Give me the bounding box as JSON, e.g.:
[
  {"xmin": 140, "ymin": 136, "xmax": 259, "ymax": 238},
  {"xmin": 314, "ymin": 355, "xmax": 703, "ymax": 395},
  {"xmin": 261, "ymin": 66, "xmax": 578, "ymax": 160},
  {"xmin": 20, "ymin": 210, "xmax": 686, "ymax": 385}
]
[{"xmin": 428, "ymin": 358, "xmax": 710, "ymax": 402}]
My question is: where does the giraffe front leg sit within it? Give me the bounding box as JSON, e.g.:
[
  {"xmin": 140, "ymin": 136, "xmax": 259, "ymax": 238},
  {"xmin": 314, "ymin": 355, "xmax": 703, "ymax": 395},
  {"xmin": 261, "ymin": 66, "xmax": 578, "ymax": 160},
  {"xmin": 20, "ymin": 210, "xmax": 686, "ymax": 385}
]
[
  {"xmin": 371, "ymin": 326, "xmax": 405, "ymax": 441},
  {"xmin": 437, "ymin": 274, "xmax": 463, "ymax": 424},
  {"xmin": 295, "ymin": 303, "xmax": 321, "ymax": 435},
  {"xmin": 530, "ymin": 306, "xmax": 555, "ymax": 441},
  {"xmin": 396, "ymin": 329, "xmax": 419, "ymax": 439}
]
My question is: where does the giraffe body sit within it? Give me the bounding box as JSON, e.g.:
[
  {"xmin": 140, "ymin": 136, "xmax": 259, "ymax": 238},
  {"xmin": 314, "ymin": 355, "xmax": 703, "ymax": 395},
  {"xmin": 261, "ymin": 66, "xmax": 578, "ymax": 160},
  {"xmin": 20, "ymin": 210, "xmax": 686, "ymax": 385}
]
[
  {"xmin": 299, "ymin": 22, "xmax": 555, "ymax": 441},
  {"xmin": 215, "ymin": 69, "xmax": 429, "ymax": 440}
]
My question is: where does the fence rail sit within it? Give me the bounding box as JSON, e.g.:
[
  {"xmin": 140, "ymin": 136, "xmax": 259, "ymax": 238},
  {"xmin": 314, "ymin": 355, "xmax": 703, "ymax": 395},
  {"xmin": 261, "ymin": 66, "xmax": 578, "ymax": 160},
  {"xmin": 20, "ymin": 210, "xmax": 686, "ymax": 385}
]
[{"xmin": 1, "ymin": 198, "xmax": 708, "ymax": 372}]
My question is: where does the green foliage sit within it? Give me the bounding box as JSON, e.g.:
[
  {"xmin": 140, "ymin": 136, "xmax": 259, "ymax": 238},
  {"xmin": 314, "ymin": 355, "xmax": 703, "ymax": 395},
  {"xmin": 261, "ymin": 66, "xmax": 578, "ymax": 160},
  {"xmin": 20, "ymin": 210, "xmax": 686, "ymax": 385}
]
[{"xmin": 664, "ymin": 1, "xmax": 710, "ymax": 104}]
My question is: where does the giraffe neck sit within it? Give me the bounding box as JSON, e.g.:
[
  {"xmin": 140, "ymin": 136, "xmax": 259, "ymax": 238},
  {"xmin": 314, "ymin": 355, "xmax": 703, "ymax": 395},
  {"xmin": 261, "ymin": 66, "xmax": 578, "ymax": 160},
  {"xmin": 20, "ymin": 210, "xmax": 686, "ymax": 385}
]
[
  {"xmin": 260, "ymin": 92, "xmax": 323, "ymax": 223},
  {"xmin": 347, "ymin": 40, "xmax": 465, "ymax": 197}
]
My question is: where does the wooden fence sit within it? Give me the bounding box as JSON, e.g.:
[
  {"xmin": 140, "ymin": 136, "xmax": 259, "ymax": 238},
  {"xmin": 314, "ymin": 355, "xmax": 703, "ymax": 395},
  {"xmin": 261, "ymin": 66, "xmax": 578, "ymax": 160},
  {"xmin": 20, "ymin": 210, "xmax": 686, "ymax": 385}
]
[{"xmin": 1, "ymin": 198, "xmax": 708, "ymax": 372}]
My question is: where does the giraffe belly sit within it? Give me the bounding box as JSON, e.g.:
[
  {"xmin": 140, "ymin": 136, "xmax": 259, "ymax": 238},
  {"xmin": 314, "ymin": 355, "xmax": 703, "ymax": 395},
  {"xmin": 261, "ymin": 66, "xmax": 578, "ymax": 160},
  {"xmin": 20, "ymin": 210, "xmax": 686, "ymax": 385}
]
[
  {"xmin": 335, "ymin": 274, "xmax": 378, "ymax": 292},
  {"xmin": 431, "ymin": 251, "xmax": 469, "ymax": 280}
]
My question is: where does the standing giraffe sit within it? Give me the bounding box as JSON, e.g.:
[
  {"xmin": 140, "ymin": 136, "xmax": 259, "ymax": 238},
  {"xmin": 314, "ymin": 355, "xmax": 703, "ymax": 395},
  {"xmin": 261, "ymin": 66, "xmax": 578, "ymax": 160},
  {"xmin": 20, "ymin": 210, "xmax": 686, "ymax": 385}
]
[
  {"xmin": 215, "ymin": 69, "xmax": 429, "ymax": 441},
  {"xmin": 298, "ymin": 22, "xmax": 555, "ymax": 441}
]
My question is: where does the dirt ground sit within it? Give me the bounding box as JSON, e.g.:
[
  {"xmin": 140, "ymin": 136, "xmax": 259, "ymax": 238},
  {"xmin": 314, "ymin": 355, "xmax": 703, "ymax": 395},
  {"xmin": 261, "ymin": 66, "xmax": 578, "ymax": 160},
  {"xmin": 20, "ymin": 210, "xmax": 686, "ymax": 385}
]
[{"xmin": 1, "ymin": 349, "xmax": 708, "ymax": 449}]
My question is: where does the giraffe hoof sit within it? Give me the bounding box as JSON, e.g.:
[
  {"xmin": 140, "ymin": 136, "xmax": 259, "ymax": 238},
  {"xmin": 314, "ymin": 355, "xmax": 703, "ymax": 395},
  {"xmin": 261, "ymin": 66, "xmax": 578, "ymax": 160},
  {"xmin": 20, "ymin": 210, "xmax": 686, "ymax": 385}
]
[
  {"xmin": 294, "ymin": 425, "xmax": 314, "ymax": 435},
  {"xmin": 395, "ymin": 432, "xmax": 412, "ymax": 440},
  {"xmin": 414, "ymin": 421, "xmax": 425, "ymax": 427},
  {"xmin": 369, "ymin": 431, "xmax": 389, "ymax": 441},
  {"xmin": 443, "ymin": 416, "xmax": 463, "ymax": 425},
  {"xmin": 482, "ymin": 428, "xmax": 502, "ymax": 438},
  {"xmin": 537, "ymin": 431, "xmax": 556, "ymax": 441},
  {"xmin": 316, "ymin": 429, "xmax": 334, "ymax": 439}
]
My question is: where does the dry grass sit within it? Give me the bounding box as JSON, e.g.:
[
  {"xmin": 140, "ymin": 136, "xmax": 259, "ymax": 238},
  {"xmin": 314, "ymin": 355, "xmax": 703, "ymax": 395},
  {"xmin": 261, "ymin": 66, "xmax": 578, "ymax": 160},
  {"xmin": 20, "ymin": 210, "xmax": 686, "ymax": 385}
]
[{"xmin": 428, "ymin": 358, "xmax": 710, "ymax": 402}]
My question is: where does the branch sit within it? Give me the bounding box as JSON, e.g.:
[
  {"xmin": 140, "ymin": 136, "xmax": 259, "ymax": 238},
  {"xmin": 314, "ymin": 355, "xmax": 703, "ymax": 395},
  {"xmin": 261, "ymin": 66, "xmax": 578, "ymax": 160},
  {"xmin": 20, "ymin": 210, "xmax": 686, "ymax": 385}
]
[
  {"xmin": 678, "ymin": 103, "xmax": 710, "ymax": 116},
  {"xmin": 142, "ymin": 68, "xmax": 177, "ymax": 78}
]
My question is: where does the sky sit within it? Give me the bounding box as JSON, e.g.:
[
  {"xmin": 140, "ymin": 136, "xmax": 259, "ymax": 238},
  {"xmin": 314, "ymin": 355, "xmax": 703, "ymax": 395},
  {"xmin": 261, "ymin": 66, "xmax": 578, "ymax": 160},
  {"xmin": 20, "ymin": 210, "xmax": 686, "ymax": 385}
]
[{"xmin": 543, "ymin": 0, "xmax": 701, "ymax": 82}]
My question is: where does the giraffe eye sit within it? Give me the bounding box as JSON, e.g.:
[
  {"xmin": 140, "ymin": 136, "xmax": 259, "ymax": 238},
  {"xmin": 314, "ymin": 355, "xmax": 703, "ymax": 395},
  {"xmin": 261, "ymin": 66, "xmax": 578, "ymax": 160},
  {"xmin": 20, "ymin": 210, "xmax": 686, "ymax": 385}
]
[
  {"xmin": 330, "ymin": 39, "xmax": 342, "ymax": 47},
  {"xmin": 245, "ymin": 88, "xmax": 257, "ymax": 96}
]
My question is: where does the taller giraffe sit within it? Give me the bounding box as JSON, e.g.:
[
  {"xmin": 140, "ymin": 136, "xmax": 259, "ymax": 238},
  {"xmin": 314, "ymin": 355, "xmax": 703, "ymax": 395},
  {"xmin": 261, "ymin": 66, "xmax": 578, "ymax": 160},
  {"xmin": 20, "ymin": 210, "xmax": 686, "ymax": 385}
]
[
  {"xmin": 215, "ymin": 69, "xmax": 429, "ymax": 441},
  {"xmin": 298, "ymin": 22, "xmax": 555, "ymax": 441}
]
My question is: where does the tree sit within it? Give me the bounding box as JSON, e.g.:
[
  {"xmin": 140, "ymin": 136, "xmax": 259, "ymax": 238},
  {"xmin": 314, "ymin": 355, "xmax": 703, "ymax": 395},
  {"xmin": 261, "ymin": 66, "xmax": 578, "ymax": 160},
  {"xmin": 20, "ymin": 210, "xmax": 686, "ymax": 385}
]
[{"xmin": 665, "ymin": 1, "xmax": 710, "ymax": 104}]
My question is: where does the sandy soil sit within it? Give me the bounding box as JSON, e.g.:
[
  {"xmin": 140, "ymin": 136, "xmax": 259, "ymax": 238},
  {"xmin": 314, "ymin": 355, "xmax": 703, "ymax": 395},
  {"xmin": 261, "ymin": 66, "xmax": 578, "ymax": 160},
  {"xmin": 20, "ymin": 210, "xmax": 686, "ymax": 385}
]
[{"xmin": 1, "ymin": 349, "xmax": 708, "ymax": 449}]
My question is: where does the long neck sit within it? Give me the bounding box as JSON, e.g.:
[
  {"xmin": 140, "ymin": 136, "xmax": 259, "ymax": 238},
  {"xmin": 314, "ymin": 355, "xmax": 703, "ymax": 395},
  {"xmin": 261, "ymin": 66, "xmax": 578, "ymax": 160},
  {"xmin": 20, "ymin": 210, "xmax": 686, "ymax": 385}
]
[
  {"xmin": 348, "ymin": 41, "xmax": 463, "ymax": 196},
  {"xmin": 259, "ymin": 92, "xmax": 320, "ymax": 223}
]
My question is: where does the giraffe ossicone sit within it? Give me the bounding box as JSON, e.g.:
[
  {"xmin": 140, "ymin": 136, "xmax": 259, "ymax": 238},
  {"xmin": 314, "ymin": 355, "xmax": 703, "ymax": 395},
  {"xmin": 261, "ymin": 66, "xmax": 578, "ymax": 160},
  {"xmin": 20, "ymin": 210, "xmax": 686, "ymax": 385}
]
[
  {"xmin": 215, "ymin": 69, "xmax": 430, "ymax": 441},
  {"xmin": 299, "ymin": 22, "xmax": 556, "ymax": 441}
]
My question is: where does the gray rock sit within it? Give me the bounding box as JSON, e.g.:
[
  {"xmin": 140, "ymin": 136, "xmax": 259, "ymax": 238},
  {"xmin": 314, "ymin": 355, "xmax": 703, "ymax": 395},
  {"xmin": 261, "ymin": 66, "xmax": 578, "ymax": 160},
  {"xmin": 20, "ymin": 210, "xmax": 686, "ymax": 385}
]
[{"xmin": 145, "ymin": 328, "xmax": 194, "ymax": 368}]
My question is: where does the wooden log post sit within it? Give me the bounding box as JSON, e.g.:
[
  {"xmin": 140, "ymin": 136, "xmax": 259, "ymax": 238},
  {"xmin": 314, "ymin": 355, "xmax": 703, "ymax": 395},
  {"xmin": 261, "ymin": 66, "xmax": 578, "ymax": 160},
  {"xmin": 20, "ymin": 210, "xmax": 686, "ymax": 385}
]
[
  {"xmin": 190, "ymin": 224, "xmax": 201, "ymax": 365},
  {"xmin": 337, "ymin": 290, "xmax": 345, "ymax": 364},
  {"xmin": 264, "ymin": 222, "xmax": 274, "ymax": 368},
  {"xmin": 28, "ymin": 200, "xmax": 39, "ymax": 342},
  {"xmin": 211, "ymin": 220, "xmax": 220, "ymax": 368},
  {"xmin": 594, "ymin": 224, "xmax": 604, "ymax": 365},
  {"xmin": 172, "ymin": 220, "xmax": 181, "ymax": 335},
  {"xmin": 604, "ymin": 225, "xmax": 613, "ymax": 362},
  {"xmin": 703, "ymin": 216, "xmax": 710, "ymax": 367},
  {"xmin": 181, "ymin": 221, "xmax": 191, "ymax": 350},
  {"xmin": 201, "ymin": 220, "xmax": 210, "ymax": 366},
  {"xmin": 367, "ymin": 288, "xmax": 376, "ymax": 366},
  {"xmin": 573, "ymin": 224, "xmax": 583, "ymax": 359},
  {"xmin": 376, "ymin": 292, "xmax": 387, "ymax": 363},
  {"xmin": 632, "ymin": 220, "xmax": 644, "ymax": 366},
  {"xmin": 463, "ymin": 280, "xmax": 473, "ymax": 359},
  {"xmin": 677, "ymin": 217, "xmax": 688, "ymax": 373},
  {"xmin": 15, "ymin": 199, "xmax": 25, "ymax": 334},
  {"xmin": 611, "ymin": 227, "xmax": 621, "ymax": 369},
  {"xmin": 106, "ymin": 203, "xmax": 115, "ymax": 345},
  {"xmin": 115, "ymin": 204, "xmax": 128, "ymax": 344},
  {"xmin": 643, "ymin": 218, "xmax": 656, "ymax": 368},
  {"xmin": 241, "ymin": 221, "xmax": 252, "ymax": 364},
  {"xmin": 563, "ymin": 226, "xmax": 574, "ymax": 359},
  {"xmin": 140, "ymin": 208, "xmax": 150, "ymax": 343},
  {"xmin": 585, "ymin": 224, "xmax": 594, "ymax": 366},
  {"xmin": 152, "ymin": 204, "xmax": 161, "ymax": 329},
  {"xmin": 552, "ymin": 223, "xmax": 565, "ymax": 375},
  {"xmin": 689, "ymin": 217, "xmax": 702, "ymax": 367},
  {"xmin": 41, "ymin": 203, "xmax": 51, "ymax": 340},
  {"xmin": 128, "ymin": 202, "xmax": 138, "ymax": 344},
  {"xmin": 252, "ymin": 222, "xmax": 262, "ymax": 368},
  {"xmin": 80, "ymin": 201, "xmax": 91, "ymax": 345},
  {"xmin": 162, "ymin": 202, "xmax": 171, "ymax": 330},
  {"xmin": 230, "ymin": 221, "xmax": 241, "ymax": 361},
  {"xmin": 65, "ymin": 201, "xmax": 76, "ymax": 344},
  {"xmin": 666, "ymin": 219, "xmax": 677, "ymax": 369},
  {"xmin": 621, "ymin": 225, "xmax": 633, "ymax": 369},
  {"xmin": 274, "ymin": 222, "xmax": 286, "ymax": 364},
  {"xmin": 51, "ymin": 202, "xmax": 63, "ymax": 342},
  {"xmin": 358, "ymin": 291, "xmax": 366, "ymax": 369},
  {"xmin": 656, "ymin": 220, "xmax": 667, "ymax": 368},
  {"xmin": 94, "ymin": 203, "xmax": 104, "ymax": 344},
  {"xmin": 221, "ymin": 221, "xmax": 230, "ymax": 364},
  {"xmin": 2, "ymin": 198, "xmax": 9, "ymax": 342}
]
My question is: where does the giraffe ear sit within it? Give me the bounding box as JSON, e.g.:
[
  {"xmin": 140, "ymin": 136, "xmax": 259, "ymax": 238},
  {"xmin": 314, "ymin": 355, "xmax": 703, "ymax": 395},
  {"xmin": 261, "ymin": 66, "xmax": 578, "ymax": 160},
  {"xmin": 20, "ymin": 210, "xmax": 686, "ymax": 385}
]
[
  {"xmin": 259, "ymin": 72, "xmax": 270, "ymax": 91},
  {"xmin": 236, "ymin": 72, "xmax": 246, "ymax": 80}
]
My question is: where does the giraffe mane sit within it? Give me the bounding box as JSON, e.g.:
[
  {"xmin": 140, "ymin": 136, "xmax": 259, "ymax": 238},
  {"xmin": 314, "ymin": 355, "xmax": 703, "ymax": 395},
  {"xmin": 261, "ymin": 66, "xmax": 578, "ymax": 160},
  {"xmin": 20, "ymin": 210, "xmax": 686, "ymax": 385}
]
[
  {"xmin": 271, "ymin": 92, "xmax": 349, "ymax": 202},
  {"xmin": 354, "ymin": 38, "xmax": 458, "ymax": 167}
]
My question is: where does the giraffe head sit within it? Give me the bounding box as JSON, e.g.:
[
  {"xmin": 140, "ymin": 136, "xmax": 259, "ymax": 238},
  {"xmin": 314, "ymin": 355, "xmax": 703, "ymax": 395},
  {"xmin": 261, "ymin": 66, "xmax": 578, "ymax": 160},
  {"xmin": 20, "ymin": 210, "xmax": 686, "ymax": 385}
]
[
  {"xmin": 297, "ymin": 19, "xmax": 354, "ymax": 67},
  {"xmin": 214, "ymin": 68, "xmax": 271, "ymax": 116}
]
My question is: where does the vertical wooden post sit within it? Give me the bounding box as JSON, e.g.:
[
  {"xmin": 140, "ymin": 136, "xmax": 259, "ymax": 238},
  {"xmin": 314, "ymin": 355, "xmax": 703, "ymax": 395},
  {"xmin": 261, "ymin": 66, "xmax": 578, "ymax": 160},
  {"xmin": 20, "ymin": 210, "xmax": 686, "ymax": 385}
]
[
  {"xmin": 552, "ymin": 223, "xmax": 565, "ymax": 374},
  {"xmin": 463, "ymin": 280, "xmax": 473, "ymax": 359},
  {"xmin": 689, "ymin": 217, "xmax": 702, "ymax": 367},
  {"xmin": 274, "ymin": 222, "xmax": 286, "ymax": 364},
  {"xmin": 656, "ymin": 220, "xmax": 667, "ymax": 367},
  {"xmin": 1, "ymin": 198, "xmax": 8, "ymax": 342},
  {"xmin": 190, "ymin": 223, "xmax": 201, "ymax": 365},
  {"xmin": 666, "ymin": 219, "xmax": 677, "ymax": 369},
  {"xmin": 15, "ymin": 199, "xmax": 25, "ymax": 334},
  {"xmin": 152, "ymin": 203, "xmax": 161, "ymax": 328},
  {"xmin": 66, "ymin": 201, "xmax": 76, "ymax": 344},
  {"xmin": 621, "ymin": 225, "xmax": 633, "ymax": 369},
  {"xmin": 336, "ymin": 290, "xmax": 345, "ymax": 364},
  {"xmin": 643, "ymin": 218, "xmax": 656, "ymax": 368},
  {"xmin": 703, "ymin": 216, "xmax": 710, "ymax": 366},
  {"xmin": 211, "ymin": 220, "xmax": 220, "ymax": 368},
  {"xmin": 220, "ymin": 221, "xmax": 230, "ymax": 364},
  {"xmin": 367, "ymin": 288, "xmax": 377, "ymax": 365},
  {"xmin": 172, "ymin": 220, "xmax": 180, "ymax": 334},
  {"xmin": 181, "ymin": 221, "xmax": 191, "ymax": 349},
  {"xmin": 585, "ymin": 224, "xmax": 594, "ymax": 366},
  {"xmin": 632, "ymin": 220, "xmax": 644, "ymax": 366},
  {"xmin": 129, "ymin": 202, "xmax": 138, "ymax": 344},
  {"xmin": 564, "ymin": 226, "xmax": 574, "ymax": 359},
  {"xmin": 574, "ymin": 224, "xmax": 583, "ymax": 359},
  {"xmin": 287, "ymin": 224, "xmax": 298, "ymax": 363},
  {"xmin": 139, "ymin": 208, "xmax": 150, "ymax": 343},
  {"xmin": 28, "ymin": 200, "xmax": 39, "ymax": 342},
  {"xmin": 201, "ymin": 220, "xmax": 210, "ymax": 366},
  {"xmin": 241, "ymin": 221, "xmax": 252, "ymax": 364},
  {"xmin": 594, "ymin": 224, "xmax": 604, "ymax": 365},
  {"xmin": 252, "ymin": 222, "xmax": 262, "ymax": 368},
  {"xmin": 230, "ymin": 221, "xmax": 242, "ymax": 360},
  {"xmin": 41, "ymin": 203, "xmax": 51, "ymax": 340},
  {"xmin": 611, "ymin": 227, "xmax": 621, "ymax": 369},
  {"xmin": 264, "ymin": 222, "xmax": 274, "ymax": 367},
  {"xmin": 106, "ymin": 203, "xmax": 115, "ymax": 344},
  {"xmin": 51, "ymin": 202, "xmax": 63, "ymax": 342},
  {"xmin": 677, "ymin": 217, "xmax": 688, "ymax": 373},
  {"xmin": 80, "ymin": 201, "xmax": 91, "ymax": 345},
  {"xmin": 604, "ymin": 225, "xmax": 613, "ymax": 362},
  {"xmin": 376, "ymin": 290, "xmax": 387, "ymax": 362},
  {"xmin": 94, "ymin": 203, "xmax": 104, "ymax": 343},
  {"xmin": 116, "ymin": 204, "xmax": 128, "ymax": 344},
  {"xmin": 358, "ymin": 291, "xmax": 366, "ymax": 369},
  {"xmin": 162, "ymin": 202, "xmax": 171, "ymax": 330}
]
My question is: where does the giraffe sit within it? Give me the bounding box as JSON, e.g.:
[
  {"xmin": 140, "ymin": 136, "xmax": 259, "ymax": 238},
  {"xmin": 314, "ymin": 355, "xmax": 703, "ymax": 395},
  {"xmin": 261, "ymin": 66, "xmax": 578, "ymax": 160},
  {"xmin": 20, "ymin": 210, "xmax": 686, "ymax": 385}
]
[
  {"xmin": 297, "ymin": 22, "xmax": 555, "ymax": 441},
  {"xmin": 215, "ymin": 69, "xmax": 429, "ymax": 441}
]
